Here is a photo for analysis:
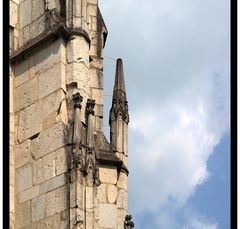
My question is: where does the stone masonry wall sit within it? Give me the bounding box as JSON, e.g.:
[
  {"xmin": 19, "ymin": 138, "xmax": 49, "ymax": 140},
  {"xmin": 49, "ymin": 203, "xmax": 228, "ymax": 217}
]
[
  {"xmin": 10, "ymin": 1, "xmax": 130, "ymax": 228},
  {"xmin": 13, "ymin": 38, "xmax": 69, "ymax": 229}
]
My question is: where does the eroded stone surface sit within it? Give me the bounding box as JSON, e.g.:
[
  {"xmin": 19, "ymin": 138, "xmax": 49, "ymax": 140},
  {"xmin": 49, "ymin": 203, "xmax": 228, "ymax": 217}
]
[
  {"xmin": 46, "ymin": 186, "xmax": 68, "ymax": 217},
  {"xmin": 107, "ymin": 184, "xmax": 117, "ymax": 204},
  {"xmin": 99, "ymin": 167, "xmax": 117, "ymax": 184},
  {"xmin": 15, "ymin": 140, "xmax": 30, "ymax": 169},
  {"xmin": 99, "ymin": 204, "xmax": 117, "ymax": 228},
  {"xmin": 32, "ymin": 194, "xmax": 45, "ymax": 222},
  {"xmin": 16, "ymin": 201, "xmax": 31, "ymax": 228},
  {"xmin": 18, "ymin": 102, "xmax": 42, "ymax": 142},
  {"xmin": 14, "ymin": 76, "xmax": 38, "ymax": 112},
  {"xmin": 16, "ymin": 164, "xmax": 32, "ymax": 193},
  {"xmin": 31, "ymin": 122, "xmax": 67, "ymax": 160}
]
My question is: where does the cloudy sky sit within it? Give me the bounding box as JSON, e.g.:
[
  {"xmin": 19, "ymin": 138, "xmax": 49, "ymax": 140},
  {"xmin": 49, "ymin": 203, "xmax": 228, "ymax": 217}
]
[{"xmin": 98, "ymin": 0, "xmax": 230, "ymax": 228}]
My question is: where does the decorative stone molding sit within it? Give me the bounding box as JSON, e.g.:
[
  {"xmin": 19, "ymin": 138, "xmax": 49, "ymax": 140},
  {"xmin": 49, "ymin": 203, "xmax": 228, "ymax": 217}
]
[
  {"xmin": 73, "ymin": 92, "xmax": 83, "ymax": 109},
  {"xmin": 110, "ymin": 91, "xmax": 129, "ymax": 124},
  {"xmin": 86, "ymin": 99, "xmax": 96, "ymax": 116}
]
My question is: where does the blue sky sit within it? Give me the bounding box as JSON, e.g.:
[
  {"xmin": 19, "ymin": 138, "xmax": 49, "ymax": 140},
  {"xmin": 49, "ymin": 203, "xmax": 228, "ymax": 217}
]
[{"xmin": 99, "ymin": 0, "xmax": 230, "ymax": 228}]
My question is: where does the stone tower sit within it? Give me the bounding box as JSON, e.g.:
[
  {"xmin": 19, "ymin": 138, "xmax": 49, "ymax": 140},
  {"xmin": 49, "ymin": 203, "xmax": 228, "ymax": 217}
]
[{"xmin": 9, "ymin": 0, "xmax": 134, "ymax": 228}]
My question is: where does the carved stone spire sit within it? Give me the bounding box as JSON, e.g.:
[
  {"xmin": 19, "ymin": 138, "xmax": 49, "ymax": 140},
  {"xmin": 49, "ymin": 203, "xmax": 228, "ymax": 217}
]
[{"xmin": 109, "ymin": 58, "xmax": 129, "ymax": 124}]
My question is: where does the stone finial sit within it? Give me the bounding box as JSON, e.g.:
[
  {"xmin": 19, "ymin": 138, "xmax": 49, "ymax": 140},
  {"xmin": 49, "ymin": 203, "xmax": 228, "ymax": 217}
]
[
  {"xmin": 109, "ymin": 58, "xmax": 129, "ymax": 124},
  {"xmin": 114, "ymin": 58, "xmax": 126, "ymax": 92},
  {"xmin": 124, "ymin": 215, "xmax": 135, "ymax": 229},
  {"xmin": 73, "ymin": 92, "xmax": 83, "ymax": 109}
]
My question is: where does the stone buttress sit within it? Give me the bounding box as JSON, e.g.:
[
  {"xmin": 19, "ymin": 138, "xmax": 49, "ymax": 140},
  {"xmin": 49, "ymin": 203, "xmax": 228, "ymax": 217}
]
[{"xmin": 9, "ymin": 0, "xmax": 134, "ymax": 228}]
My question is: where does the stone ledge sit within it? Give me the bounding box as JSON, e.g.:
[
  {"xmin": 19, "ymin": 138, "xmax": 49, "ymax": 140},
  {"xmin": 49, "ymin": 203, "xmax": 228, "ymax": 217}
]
[{"xmin": 10, "ymin": 9, "xmax": 91, "ymax": 64}]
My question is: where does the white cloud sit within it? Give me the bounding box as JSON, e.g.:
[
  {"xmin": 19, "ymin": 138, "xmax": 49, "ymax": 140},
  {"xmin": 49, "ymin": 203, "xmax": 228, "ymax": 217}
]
[
  {"xmin": 128, "ymin": 70, "xmax": 229, "ymax": 211},
  {"xmin": 183, "ymin": 211, "xmax": 218, "ymax": 229},
  {"xmin": 99, "ymin": 0, "xmax": 229, "ymax": 228}
]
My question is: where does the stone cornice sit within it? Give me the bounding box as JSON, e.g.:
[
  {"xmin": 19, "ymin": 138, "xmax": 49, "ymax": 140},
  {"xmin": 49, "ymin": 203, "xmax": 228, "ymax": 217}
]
[{"xmin": 10, "ymin": 14, "xmax": 91, "ymax": 64}]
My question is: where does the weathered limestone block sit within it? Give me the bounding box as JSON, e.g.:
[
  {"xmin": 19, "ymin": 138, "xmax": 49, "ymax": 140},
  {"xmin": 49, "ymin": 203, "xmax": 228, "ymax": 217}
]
[
  {"xmin": 19, "ymin": 0, "xmax": 32, "ymax": 29},
  {"xmin": 32, "ymin": 194, "xmax": 46, "ymax": 222},
  {"xmin": 92, "ymin": 88, "xmax": 103, "ymax": 105},
  {"xmin": 42, "ymin": 152, "xmax": 56, "ymax": 181},
  {"xmin": 14, "ymin": 58, "xmax": 30, "ymax": 87},
  {"xmin": 56, "ymin": 96, "xmax": 68, "ymax": 125},
  {"xmin": 33, "ymin": 152, "xmax": 57, "ymax": 185},
  {"xmin": 67, "ymin": 37, "xmax": 89, "ymax": 64},
  {"xmin": 88, "ymin": 69, "xmax": 103, "ymax": 89},
  {"xmin": 99, "ymin": 204, "xmax": 117, "ymax": 228},
  {"xmin": 88, "ymin": 0, "xmax": 98, "ymax": 4},
  {"xmin": 89, "ymin": 44, "xmax": 99, "ymax": 57},
  {"xmin": 11, "ymin": 0, "xmax": 19, "ymax": 4},
  {"xmin": 14, "ymin": 76, "xmax": 38, "ymax": 112},
  {"xmin": 38, "ymin": 211, "xmax": 68, "ymax": 229},
  {"xmin": 16, "ymin": 163, "xmax": 32, "ymax": 192},
  {"xmin": 32, "ymin": 158, "xmax": 43, "ymax": 185},
  {"xmin": 97, "ymin": 183, "xmax": 107, "ymax": 203},
  {"xmin": 89, "ymin": 31, "xmax": 98, "ymax": 46},
  {"xmin": 99, "ymin": 167, "xmax": 117, "ymax": 184},
  {"xmin": 107, "ymin": 184, "xmax": 117, "ymax": 204},
  {"xmin": 87, "ymin": 3, "xmax": 97, "ymax": 17},
  {"xmin": 46, "ymin": 186, "xmax": 68, "ymax": 217},
  {"xmin": 20, "ymin": 25, "xmax": 30, "ymax": 46},
  {"xmin": 40, "ymin": 173, "xmax": 66, "ymax": 194},
  {"xmin": 18, "ymin": 102, "xmax": 42, "ymax": 142},
  {"xmin": 70, "ymin": 208, "xmax": 84, "ymax": 228},
  {"xmin": 89, "ymin": 56, "xmax": 104, "ymax": 70},
  {"xmin": 55, "ymin": 147, "xmax": 68, "ymax": 175},
  {"xmin": 117, "ymin": 209, "xmax": 127, "ymax": 229},
  {"xmin": 15, "ymin": 140, "xmax": 30, "ymax": 169},
  {"xmin": 31, "ymin": 122, "xmax": 67, "ymax": 160},
  {"xmin": 95, "ymin": 116, "xmax": 103, "ymax": 131},
  {"xmin": 86, "ymin": 186, "xmax": 94, "ymax": 209},
  {"xmin": 94, "ymin": 104, "xmax": 103, "ymax": 118},
  {"xmin": 18, "ymin": 185, "xmax": 39, "ymax": 203},
  {"xmin": 72, "ymin": 0, "xmax": 82, "ymax": 17},
  {"xmin": 32, "ymin": 0, "xmax": 44, "ymax": 21},
  {"xmin": 86, "ymin": 211, "xmax": 94, "ymax": 228},
  {"xmin": 66, "ymin": 62, "xmax": 89, "ymax": 89},
  {"xmin": 40, "ymin": 89, "xmax": 67, "ymax": 129},
  {"xmin": 13, "ymin": 28, "xmax": 19, "ymax": 50},
  {"xmin": 71, "ymin": 0, "xmax": 88, "ymax": 29},
  {"xmin": 16, "ymin": 201, "xmax": 31, "ymax": 228},
  {"xmin": 117, "ymin": 172, "xmax": 128, "ymax": 192},
  {"xmin": 34, "ymin": 38, "xmax": 66, "ymax": 74},
  {"xmin": 29, "ymin": 15, "xmax": 46, "ymax": 41},
  {"xmin": 117, "ymin": 189, "xmax": 127, "ymax": 210},
  {"xmin": 45, "ymin": 0, "xmax": 57, "ymax": 10},
  {"xmin": 38, "ymin": 62, "xmax": 66, "ymax": 99},
  {"xmin": 69, "ymin": 182, "xmax": 78, "ymax": 208},
  {"xmin": 10, "ymin": 1, "xmax": 18, "ymax": 27},
  {"xmin": 91, "ymin": 16, "xmax": 97, "ymax": 31}
]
